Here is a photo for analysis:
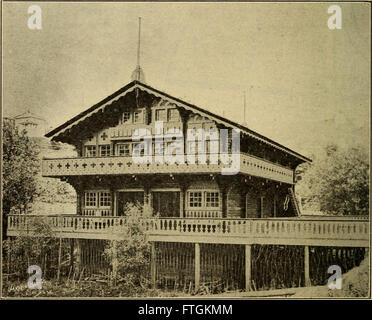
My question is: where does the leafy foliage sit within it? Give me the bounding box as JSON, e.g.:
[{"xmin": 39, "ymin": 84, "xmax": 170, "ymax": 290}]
[
  {"xmin": 104, "ymin": 203, "xmax": 153, "ymax": 288},
  {"xmin": 2, "ymin": 121, "xmax": 40, "ymax": 238},
  {"xmin": 3, "ymin": 217, "xmax": 67, "ymax": 279},
  {"xmin": 296, "ymin": 144, "xmax": 369, "ymax": 215}
]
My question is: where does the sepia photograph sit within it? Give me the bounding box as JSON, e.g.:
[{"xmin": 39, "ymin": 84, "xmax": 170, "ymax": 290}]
[{"xmin": 1, "ymin": 1, "xmax": 370, "ymax": 302}]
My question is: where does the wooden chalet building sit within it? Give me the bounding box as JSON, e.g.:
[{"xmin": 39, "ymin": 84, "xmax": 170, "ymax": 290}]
[{"xmin": 7, "ymin": 73, "xmax": 369, "ymax": 292}]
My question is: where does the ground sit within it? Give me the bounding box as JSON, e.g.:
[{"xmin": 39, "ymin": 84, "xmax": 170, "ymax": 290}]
[{"xmin": 293, "ymin": 252, "xmax": 370, "ymax": 298}]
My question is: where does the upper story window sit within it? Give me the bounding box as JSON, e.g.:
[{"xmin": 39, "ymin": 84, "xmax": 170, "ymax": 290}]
[
  {"xmin": 122, "ymin": 111, "xmax": 130, "ymax": 123},
  {"xmin": 168, "ymin": 108, "xmax": 179, "ymax": 121},
  {"xmin": 99, "ymin": 144, "xmax": 111, "ymax": 157},
  {"xmin": 117, "ymin": 143, "xmax": 131, "ymax": 157},
  {"xmin": 154, "ymin": 141, "xmax": 164, "ymax": 156},
  {"xmin": 155, "ymin": 109, "xmax": 166, "ymax": 122},
  {"xmin": 85, "ymin": 145, "xmax": 97, "ymax": 157},
  {"xmin": 132, "ymin": 142, "xmax": 145, "ymax": 157},
  {"xmin": 133, "ymin": 110, "xmax": 143, "ymax": 123},
  {"xmin": 187, "ymin": 141, "xmax": 197, "ymax": 155}
]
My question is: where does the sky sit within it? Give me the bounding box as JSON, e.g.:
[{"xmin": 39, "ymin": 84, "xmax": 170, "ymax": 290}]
[{"xmin": 2, "ymin": 2, "xmax": 370, "ymax": 157}]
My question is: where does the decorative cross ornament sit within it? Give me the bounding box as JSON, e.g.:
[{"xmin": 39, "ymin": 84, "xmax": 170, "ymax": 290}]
[{"xmin": 100, "ymin": 132, "xmax": 108, "ymax": 141}]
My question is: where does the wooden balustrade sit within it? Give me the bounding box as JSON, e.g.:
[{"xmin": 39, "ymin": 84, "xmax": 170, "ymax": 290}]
[
  {"xmin": 82, "ymin": 209, "xmax": 112, "ymax": 216},
  {"xmin": 184, "ymin": 210, "xmax": 221, "ymax": 218},
  {"xmin": 41, "ymin": 152, "xmax": 294, "ymax": 184},
  {"xmin": 7, "ymin": 215, "xmax": 369, "ymax": 247}
]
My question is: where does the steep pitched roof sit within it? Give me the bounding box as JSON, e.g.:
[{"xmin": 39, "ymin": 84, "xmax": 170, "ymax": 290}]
[{"xmin": 45, "ymin": 80, "xmax": 311, "ymax": 163}]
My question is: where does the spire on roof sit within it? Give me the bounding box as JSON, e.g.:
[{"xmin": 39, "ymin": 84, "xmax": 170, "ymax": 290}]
[{"xmin": 131, "ymin": 17, "xmax": 146, "ymax": 83}]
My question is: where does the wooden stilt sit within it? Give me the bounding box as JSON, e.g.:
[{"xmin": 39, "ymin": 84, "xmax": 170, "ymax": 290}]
[
  {"xmin": 57, "ymin": 237, "xmax": 62, "ymax": 282},
  {"xmin": 75, "ymin": 239, "xmax": 81, "ymax": 274},
  {"xmin": 151, "ymin": 242, "xmax": 157, "ymax": 289},
  {"xmin": 70, "ymin": 238, "xmax": 74, "ymax": 271},
  {"xmin": 112, "ymin": 240, "xmax": 118, "ymax": 282},
  {"xmin": 195, "ymin": 243, "xmax": 200, "ymax": 292},
  {"xmin": 245, "ymin": 244, "xmax": 252, "ymax": 291},
  {"xmin": 304, "ymin": 245, "xmax": 310, "ymax": 286}
]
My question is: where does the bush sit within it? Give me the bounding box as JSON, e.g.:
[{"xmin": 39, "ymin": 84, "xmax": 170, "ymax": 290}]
[
  {"xmin": 104, "ymin": 203, "xmax": 154, "ymax": 290},
  {"xmin": 3, "ymin": 217, "xmax": 69, "ymax": 280}
]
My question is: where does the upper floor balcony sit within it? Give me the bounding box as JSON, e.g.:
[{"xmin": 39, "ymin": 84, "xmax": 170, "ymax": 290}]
[{"xmin": 42, "ymin": 152, "xmax": 294, "ymax": 184}]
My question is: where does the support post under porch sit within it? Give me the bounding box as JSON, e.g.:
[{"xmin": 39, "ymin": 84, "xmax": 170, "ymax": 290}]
[
  {"xmin": 151, "ymin": 242, "xmax": 157, "ymax": 289},
  {"xmin": 245, "ymin": 244, "xmax": 252, "ymax": 291},
  {"xmin": 74, "ymin": 239, "xmax": 82, "ymax": 274},
  {"xmin": 304, "ymin": 245, "xmax": 311, "ymax": 286},
  {"xmin": 195, "ymin": 243, "xmax": 200, "ymax": 292}
]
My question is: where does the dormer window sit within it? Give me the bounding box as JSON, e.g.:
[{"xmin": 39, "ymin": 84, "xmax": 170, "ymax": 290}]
[
  {"xmin": 122, "ymin": 112, "xmax": 130, "ymax": 123},
  {"xmin": 168, "ymin": 108, "xmax": 179, "ymax": 121},
  {"xmin": 133, "ymin": 110, "xmax": 143, "ymax": 123},
  {"xmin": 155, "ymin": 109, "xmax": 166, "ymax": 122}
]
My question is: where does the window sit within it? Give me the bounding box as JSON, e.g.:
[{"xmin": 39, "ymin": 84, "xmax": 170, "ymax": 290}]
[
  {"xmin": 187, "ymin": 191, "xmax": 220, "ymax": 208},
  {"xmin": 85, "ymin": 145, "xmax": 97, "ymax": 157},
  {"xmin": 165, "ymin": 140, "xmax": 180, "ymax": 156},
  {"xmin": 187, "ymin": 141, "xmax": 197, "ymax": 155},
  {"xmin": 99, "ymin": 145, "xmax": 111, "ymax": 157},
  {"xmin": 168, "ymin": 108, "xmax": 179, "ymax": 121},
  {"xmin": 155, "ymin": 109, "xmax": 166, "ymax": 122},
  {"xmin": 122, "ymin": 112, "xmax": 130, "ymax": 123},
  {"xmin": 85, "ymin": 191, "xmax": 111, "ymax": 208},
  {"xmin": 154, "ymin": 141, "xmax": 164, "ymax": 156},
  {"xmin": 132, "ymin": 142, "xmax": 145, "ymax": 157},
  {"xmin": 133, "ymin": 110, "xmax": 143, "ymax": 123},
  {"xmin": 205, "ymin": 192, "xmax": 219, "ymax": 207},
  {"xmin": 188, "ymin": 192, "xmax": 202, "ymax": 208},
  {"xmin": 99, "ymin": 192, "xmax": 111, "ymax": 207},
  {"xmin": 117, "ymin": 143, "xmax": 131, "ymax": 157},
  {"xmin": 85, "ymin": 192, "xmax": 97, "ymax": 207}
]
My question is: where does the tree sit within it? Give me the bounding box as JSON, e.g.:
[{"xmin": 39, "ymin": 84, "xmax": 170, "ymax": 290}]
[
  {"xmin": 2, "ymin": 121, "xmax": 40, "ymax": 239},
  {"xmin": 296, "ymin": 144, "xmax": 369, "ymax": 215},
  {"xmin": 3, "ymin": 216, "xmax": 64, "ymax": 279},
  {"xmin": 104, "ymin": 203, "xmax": 153, "ymax": 291}
]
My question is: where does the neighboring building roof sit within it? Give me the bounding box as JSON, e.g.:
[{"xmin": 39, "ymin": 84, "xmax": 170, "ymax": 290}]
[
  {"xmin": 45, "ymin": 80, "xmax": 311, "ymax": 163},
  {"xmin": 14, "ymin": 110, "xmax": 46, "ymax": 122}
]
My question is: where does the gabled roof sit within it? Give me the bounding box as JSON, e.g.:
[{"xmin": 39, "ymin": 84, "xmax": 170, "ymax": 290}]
[
  {"xmin": 14, "ymin": 110, "xmax": 46, "ymax": 122},
  {"xmin": 46, "ymin": 80, "xmax": 311, "ymax": 163}
]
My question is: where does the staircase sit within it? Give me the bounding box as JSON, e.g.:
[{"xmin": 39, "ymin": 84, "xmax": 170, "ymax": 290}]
[{"xmin": 288, "ymin": 187, "xmax": 302, "ymax": 217}]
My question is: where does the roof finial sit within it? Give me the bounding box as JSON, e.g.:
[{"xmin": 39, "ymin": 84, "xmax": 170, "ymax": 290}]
[
  {"xmin": 131, "ymin": 17, "xmax": 146, "ymax": 83},
  {"xmin": 137, "ymin": 17, "xmax": 141, "ymax": 67}
]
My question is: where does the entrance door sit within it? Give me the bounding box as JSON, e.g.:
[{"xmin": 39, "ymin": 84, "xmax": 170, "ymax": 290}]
[
  {"xmin": 152, "ymin": 191, "xmax": 180, "ymax": 217},
  {"xmin": 245, "ymin": 193, "xmax": 261, "ymax": 218},
  {"xmin": 117, "ymin": 191, "xmax": 144, "ymax": 216}
]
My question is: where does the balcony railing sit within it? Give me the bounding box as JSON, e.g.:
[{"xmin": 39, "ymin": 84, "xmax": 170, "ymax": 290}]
[
  {"xmin": 7, "ymin": 215, "xmax": 369, "ymax": 247},
  {"xmin": 42, "ymin": 152, "xmax": 294, "ymax": 184},
  {"xmin": 82, "ymin": 209, "xmax": 112, "ymax": 216}
]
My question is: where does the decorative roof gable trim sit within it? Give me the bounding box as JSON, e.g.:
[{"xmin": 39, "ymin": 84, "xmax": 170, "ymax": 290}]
[{"xmin": 46, "ymin": 81, "xmax": 311, "ymax": 163}]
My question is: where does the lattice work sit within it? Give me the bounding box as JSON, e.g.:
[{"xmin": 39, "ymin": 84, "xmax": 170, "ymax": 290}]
[
  {"xmin": 251, "ymin": 245, "xmax": 305, "ymax": 290},
  {"xmin": 79, "ymin": 239, "xmax": 110, "ymax": 276},
  {"xmin": 200, "ymin": 244, "xmax": 245, "ymax": 292},
  {"xmin": 155, "ymin": 242, "xmax": 195, "ymax": 291},
  {"xmin": 309, "ymin": 246, "xmax": 366, "ymax": 286}
]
